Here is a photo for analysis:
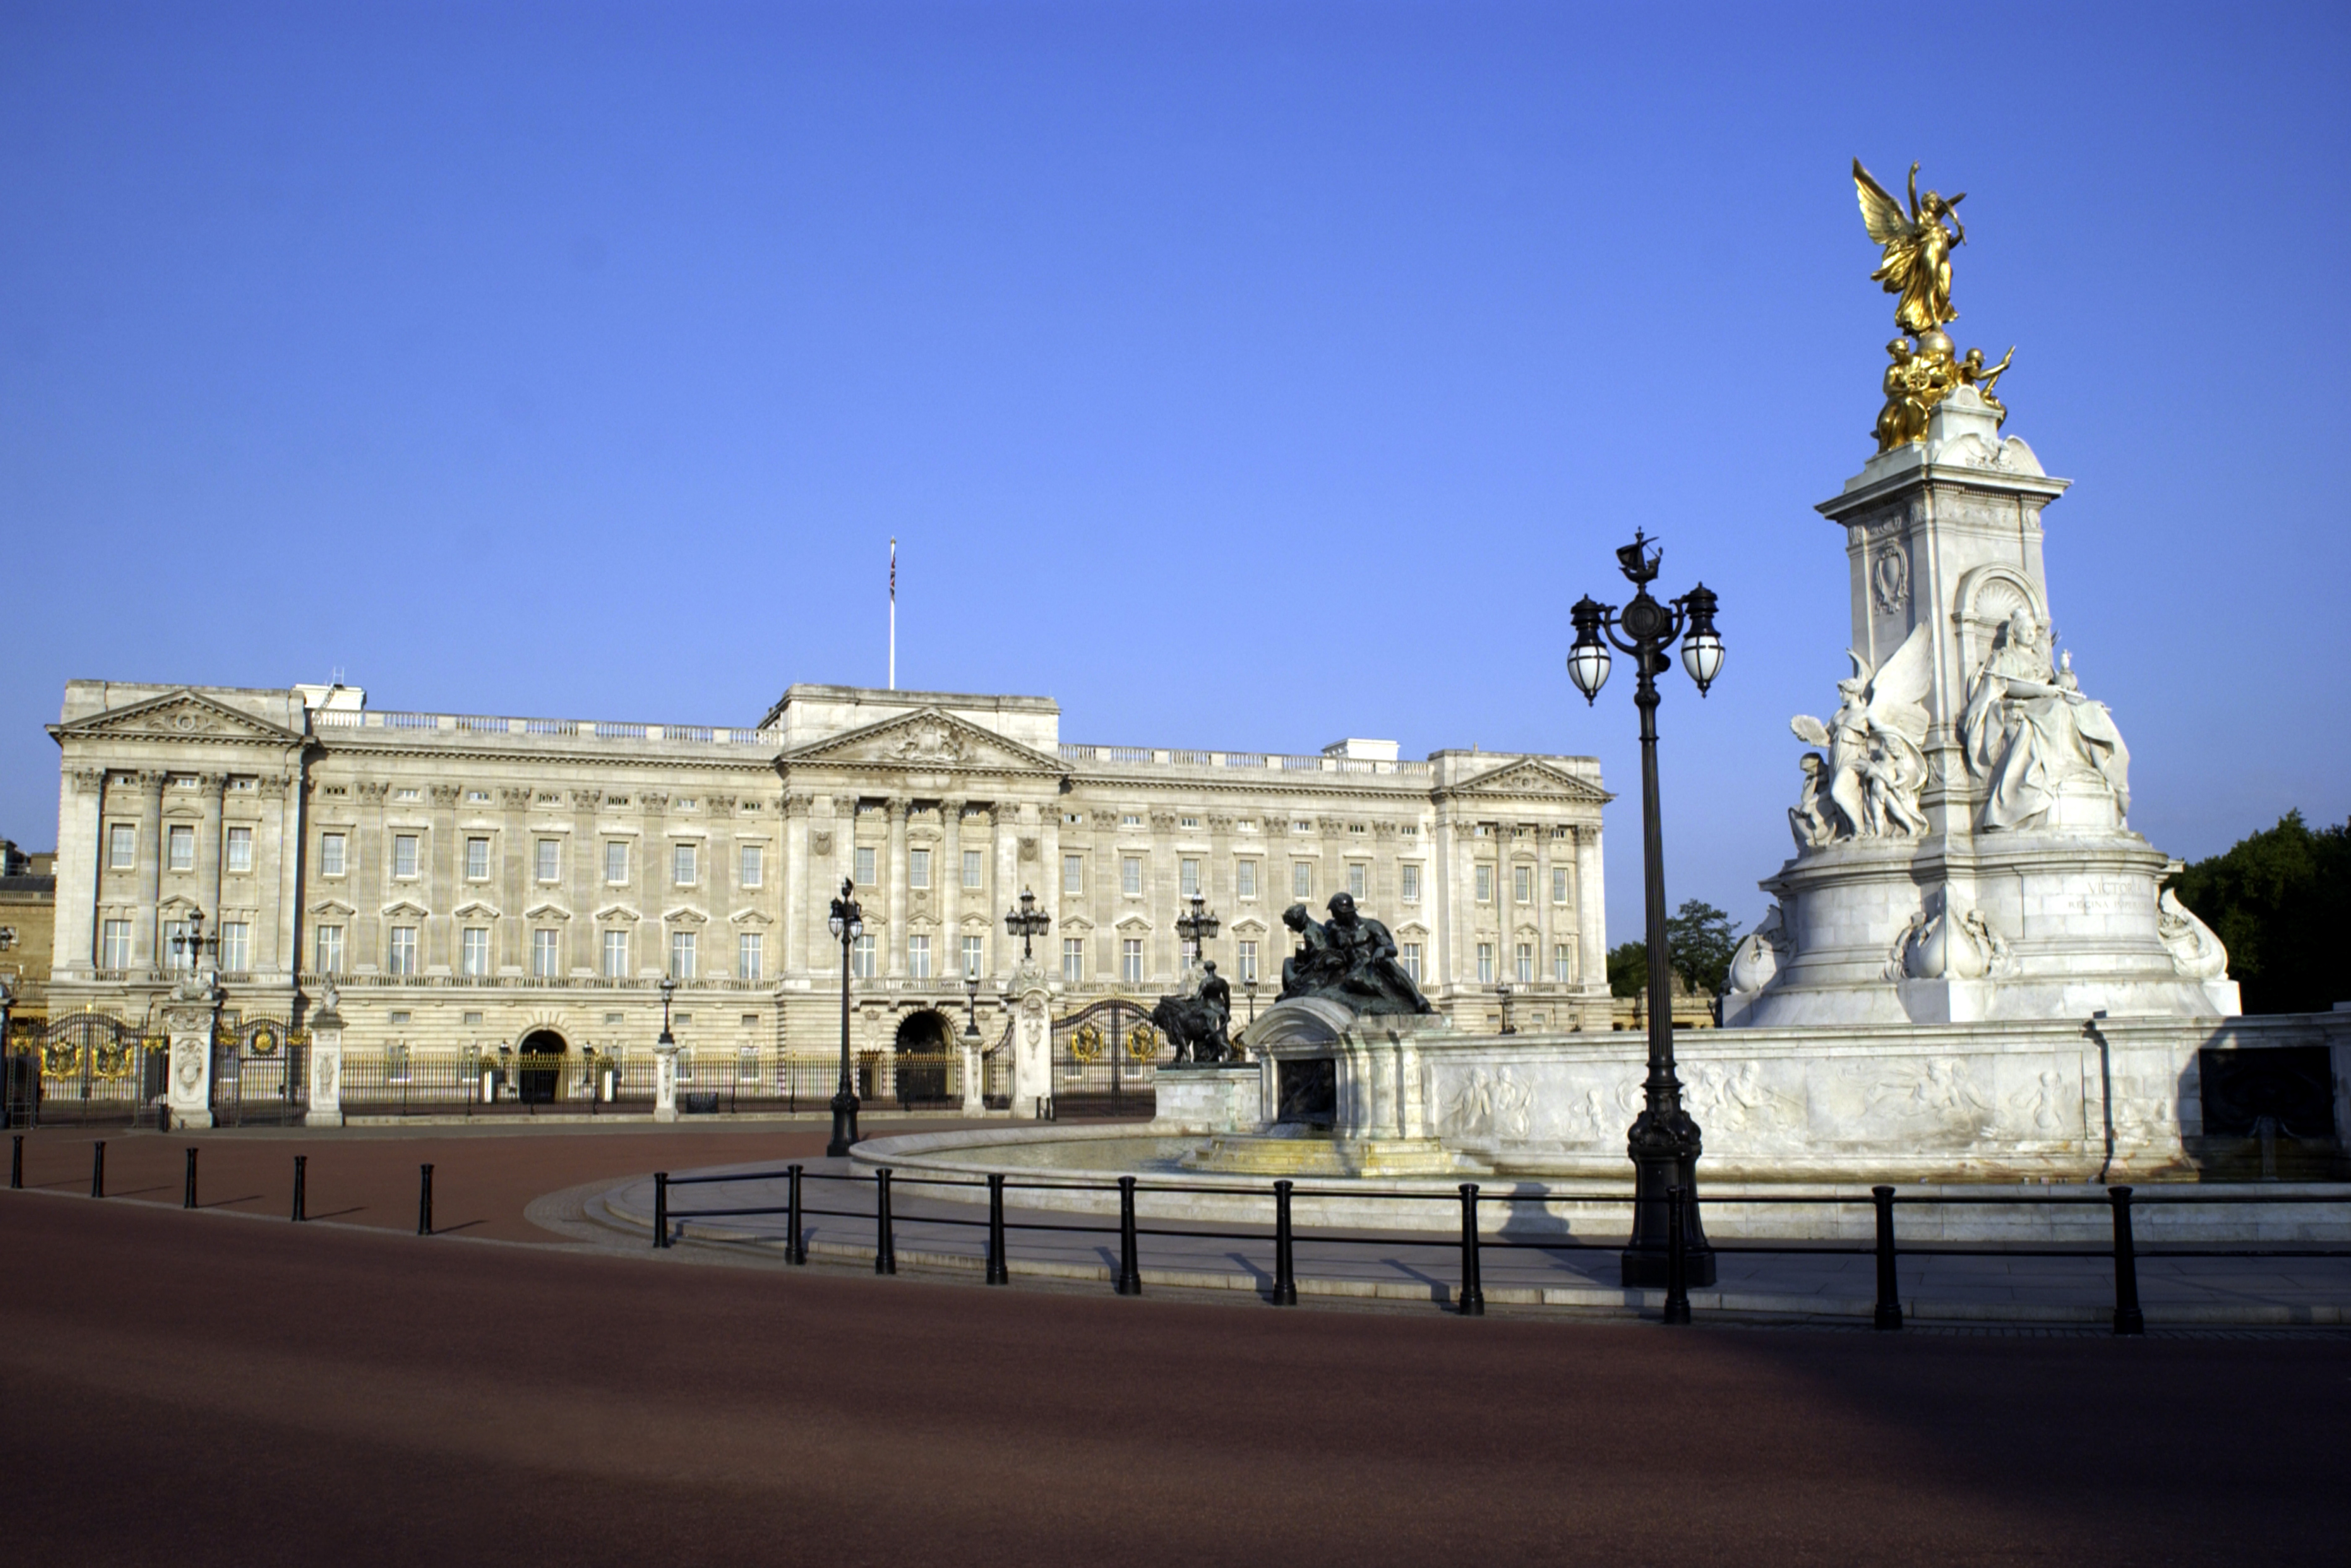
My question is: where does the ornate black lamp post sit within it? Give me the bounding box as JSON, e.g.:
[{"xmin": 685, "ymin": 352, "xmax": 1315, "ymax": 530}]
[
  {"xmin": 1243, "ymin": 976, "xmax": 1258, "ymax": 1024},
  {"xmin": 826, "ymin": 877, "xmax": 864, "ymax": 1157},
  {"xmin": 1568, "ymin": 528, "xmax": 1725, "ymax": 1288},
  {"xmin": 170, "ymin": 909, "xmax": 219, "ymax": 976},
  {"xmin": 658, "ymin": 974, "xmax": 676, "ymax": 1044},
  {"xmin": 1175, "ymin": 892, "xmax": 1220, "ymax": 969},
  {"xmin": 962, "ymin": 971, "xmax": 984, "ymax": 1044},
  {"xmin": 1003, "ymin": 886, "xmax": 1051, "ymax": 963},
  {"xmin": 1496, "ymin": 980, "xmax": 1516, "ymax": 1036}
]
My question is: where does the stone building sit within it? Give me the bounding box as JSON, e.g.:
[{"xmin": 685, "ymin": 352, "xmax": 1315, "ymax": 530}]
[
  {"xmin": 0, "ymin": 838, "xmax": 57, "ymax": 1016},
  {"xmin": 42, "ymin": 680, "xmax": 1613, "ymax": 1070}
]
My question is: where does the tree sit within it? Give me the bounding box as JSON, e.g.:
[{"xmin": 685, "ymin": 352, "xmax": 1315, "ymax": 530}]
[
  {"xmin": 2173, "ymin": 812, "xmax": 2351, "ymax": 1015},
  {"xmin": 1606, "ymin": 901, "xmax": 1744, "ymax": 999}
]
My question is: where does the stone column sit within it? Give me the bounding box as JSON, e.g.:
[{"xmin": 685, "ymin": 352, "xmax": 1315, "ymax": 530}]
[
  {"xmin": 305, "ymin": 990, "xmax": 344, "ymax": 1127},
  {"xmin": 161, "ymin": 987, "xmax": 219, "ymax": 1129},
  {"xmin": 1575, "ymin": 825, "xmax": 1606, "ymax": 994},
  {"xmin": 196, "ymin": 773, "xmax": 227, "ymax": 960},
  {"xmin": 653, "ymin": 1039, "xmax": 679, "ymax": 1122},
  {"xmin": 132, "ymin": 771, "xmax": 165, "ymax": 970},
  {"xmin": 959, "ymin": 1025, "xmax": 984, "ymax": 1116},
  {"xmin": 941, "ymin": 798, "xmax": 965, "ymax": 975},
  {"xmin": 993, "ymin": 806, "xmax": 1019, "ymax": 979},
  {"xmin": 54, "ymin": 768, "xmax": 104, "ymax": 979},
  {"xmin": 782, "ymin": 793, "xmax": 811, "ymax": 976},
  {"xmin": 1008, "ymin": 958, "xmax": 1053, "ymax": 1119},
  {"xmin": 884, "ymin": 797, "xmax": 908, "ymax": 977},
  {"xmin": 260, "ymin": 772, "xmax": 299, "ymax": 986}
]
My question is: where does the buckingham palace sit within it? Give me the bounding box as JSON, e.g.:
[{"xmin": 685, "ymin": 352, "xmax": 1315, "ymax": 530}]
[{"xmin": 36, "ymin": 677, "xmax": 1612, "ymax": 1116}]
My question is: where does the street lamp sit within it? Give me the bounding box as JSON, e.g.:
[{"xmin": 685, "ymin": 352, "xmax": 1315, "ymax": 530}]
[
  {"xmin": 170, "ymin": 908, "xmax": 219, "ymax": 977},
  {"xmin": 1496, "ymin": 980, "xmax": 1515, "ymax": 1036},
  {"xmin": 1568, "ymin": 527, "xmax": 1725, "ymax": 1290},
  {"xmin": 1003, "ymin": 886, "xmax": 1051, "ymax": 963},
  {"xmin": 826, "ymin": 877, "xmax": 864, "ymax": 1157},
  {"xmin": 1175, "ymin": 892, "xmax": 1221, "ymax": 969},
  {"xmin": 1243, "ymin": 975, "xmax": 1258, "ymax": 1024},
  {"xmin": 962, "ymin": 970, "xmax": 984, "ymax": 1044},
  {"xmin": 658, "ymin": 974, "xmax": 676, "ymax": 1046}
]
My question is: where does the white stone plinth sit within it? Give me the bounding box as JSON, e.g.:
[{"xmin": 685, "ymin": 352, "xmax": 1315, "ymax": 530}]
[
  {"xmin": 1152, "ymin": 1064, "xmax": 1262, "ymax": 1135},
  {"xmin": 306, "ymin": 1019, "xmax": 343, "ymax": 1127},
  {"xmin": 653, "ymin": 1042, "xmax": 679, "ymax": 1123}
]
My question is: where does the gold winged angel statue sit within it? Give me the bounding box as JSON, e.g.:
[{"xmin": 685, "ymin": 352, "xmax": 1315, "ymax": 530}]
[
  {"xmin": 1790, "ymin": 623, "xmax": 1934, "ymax": 843},
  {"xmin": 1853, "ymin": 158, "xmax": 1966, "ymax": 336}
]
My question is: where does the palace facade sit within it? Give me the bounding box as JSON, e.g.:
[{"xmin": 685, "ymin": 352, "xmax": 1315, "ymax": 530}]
[{"xmin": 43, "ymin": 679, "xmax": 1613, "ymax": 1066}]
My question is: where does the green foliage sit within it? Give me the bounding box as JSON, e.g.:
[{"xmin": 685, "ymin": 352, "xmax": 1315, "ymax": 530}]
[
  {"xmin": 2172, "ymin": 812, "xmax": 2351, "ymax": 1015},
  {"xmin": 1606, "ymin": 901, "xmax": 1745, "ymax": 998}
]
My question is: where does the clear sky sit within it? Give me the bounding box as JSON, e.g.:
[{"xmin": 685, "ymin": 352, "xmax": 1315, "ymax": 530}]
[{"xmin": 4, "ymin": 1, "xmax": 2345, "ymax": 946}]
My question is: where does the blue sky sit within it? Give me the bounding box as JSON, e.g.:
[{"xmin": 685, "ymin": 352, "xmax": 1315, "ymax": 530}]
[{"xmin": 4, "ymin": 1, "xmax": 2345, "ymax": 945}]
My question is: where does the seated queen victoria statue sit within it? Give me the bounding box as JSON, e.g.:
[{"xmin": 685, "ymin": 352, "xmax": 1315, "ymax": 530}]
[{"xmin": 1278, "ymin": 894, "xmax": 1434, "ymax": 1017}]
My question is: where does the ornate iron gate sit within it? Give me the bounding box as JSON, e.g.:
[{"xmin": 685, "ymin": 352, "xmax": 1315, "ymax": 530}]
[
  {"xmin": 213, "ymin": 1016, "xmax": 308, "ymax": 1127},
  {"xmin": 15, "ymin": 1013, "xmax": 163, "ymax": 1128},
  {"xmin": 1050, "ymin": 998, "xmax": 1162, "ymax": 1118}
]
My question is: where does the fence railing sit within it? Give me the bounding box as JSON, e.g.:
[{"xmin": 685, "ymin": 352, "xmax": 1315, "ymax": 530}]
[{"xmin": 649, "ymin": 1170, "xmax": 2351, "ymax": 1334}]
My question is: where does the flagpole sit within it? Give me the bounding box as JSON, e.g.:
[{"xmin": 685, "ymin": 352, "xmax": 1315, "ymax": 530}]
[{"xmin": 888, "ymin": 537, "xmax": 897, "ymax": 690}]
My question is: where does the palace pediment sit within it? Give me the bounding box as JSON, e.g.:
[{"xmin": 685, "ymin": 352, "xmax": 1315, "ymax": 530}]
[
  {"xmin": 778, "ymin": 706, "xmax": 1062, "ymax": 776},
  {"xmin": 520, "ymin": 901, "xmax": 567, "ymax": 923},
  {"xmin": 51, "ymin": 689, "xmax": 305, "ymax": 747},
  {"xmin": 1439, "ymin": 758, "xmax": 1614, "ymax": 805}
]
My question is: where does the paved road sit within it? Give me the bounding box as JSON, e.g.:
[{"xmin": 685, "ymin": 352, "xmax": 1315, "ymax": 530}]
[{"xmin": 4, "ymin": 1185, "xmax": 2347, "ymax": 1566}]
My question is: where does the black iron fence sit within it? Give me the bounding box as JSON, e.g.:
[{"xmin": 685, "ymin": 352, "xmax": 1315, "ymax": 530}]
[
  {"xmin": 652, "ymin": 1168, "xmax": 2351, "ymax": 1334},
  {"xmin": 3, "ymin": 1014, "xmax": 166, "ymax": 1129},
  {"xmin": 1049, "ymin": 998, "xmax": 1161, "ymax": 1119}
]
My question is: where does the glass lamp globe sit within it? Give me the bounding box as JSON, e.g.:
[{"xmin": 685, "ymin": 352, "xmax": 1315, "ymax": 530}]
[
  {"xmin": 827, "ymin": 914, "xmax": 844, "ymax": 939},
  {"xmin": 1680, "ymin": 630, "xmax": 1725, "ymax": 693},
  {"xmin": 1567, "ymin": 639, "xmax": 1613, "ymax": 704}
]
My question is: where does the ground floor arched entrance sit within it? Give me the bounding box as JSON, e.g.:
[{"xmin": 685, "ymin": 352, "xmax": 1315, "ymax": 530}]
[
  {"xmin": 516, "ymin": 1029, "xmax": 567, "ymax": 1103},
  {"xmin": 891, "ymin": 1010, "xmax": 957, "ymax": 1109}
]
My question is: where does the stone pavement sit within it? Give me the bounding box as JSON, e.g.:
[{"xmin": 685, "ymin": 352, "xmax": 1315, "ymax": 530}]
[{"xmin": 611, "ymin": 1158, "xmax": 2351, "ymax": 1327}]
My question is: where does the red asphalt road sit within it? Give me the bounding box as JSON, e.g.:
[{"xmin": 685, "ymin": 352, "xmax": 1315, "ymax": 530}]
[{"xmin": 3, "ymin": 1185, "xmax": 2346, "ymax": 1566}]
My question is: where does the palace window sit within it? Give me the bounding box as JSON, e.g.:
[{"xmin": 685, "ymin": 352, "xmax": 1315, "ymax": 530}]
[
  {"xmin": 1347, "ymin": 863, "xmax": 1367, "ymax": 900},
  {"xmin": 1063, "ymin": 854, "xmax": 1084, "ymax": 895},
  {"xmin": 1235, "ymin": 860, "xmax": 1257, "ymax": 898},
  {"xmin": 1121, "ymin": 938, "xmax": 1144, "ymax": 984},
  {"xmin": 315, "ymin": 926, "xmax": 343, "ymax": 974},
  {"xmin": 962, "ymin": 934, "xmax": 984, "ymax": 978},
  {"xmin": 908, "ymin": 934, "xmax": 932, "ymax": 980},
  {"xmin": 107, "ymin": 823, "xmax": 135, "ymax": 870},
  {"xmin": 222, "ymin": 922, "xmax": 252, "ymax": 972},
  {"xmin": 605, "ymin": 841, "xmax": 628, "ymax": 884},
  {"xmin": 1515, "ymin": 942, "xmax": 1533, "ymax": 984},
  {"xmin": 1292, "ymin": 862, "xmax": 1312, "ymax": 899},
  {"xmin": 855, "ymin": 846, "xmax": 877, "ymax": 886},
  {"xmin": 1554, "ymin": 944, "xmax": 1573, "ymax": 983},
  {"xmin": 669, "ymin": 930, "xmax": 697, "ymax": 980},
  {"xmin": 1474, "ymin": 864, "xmax": 1494, "ymax": 903},
  {"xmin": 1237, "ymin": 939, "xmax": 1257, "ymax": 983},
  {"xmin": 389, "ymin": 927, "xmax": 418, "ymax": 976},
  {"xmin": 467, "ymin": 790, "xmax": 490, "ymax": 803},
  {"xmin": 1179, "ymin": 859, "xmax": 1200, "ymax": 899},
  {"xmin": 909, "ymin": 848, "xmax": 931, "ymax": 889},
  {"xmin": 466, "ymin": 837, "xmax": 491, "ymax": 880},
  {"xmin": 1514, "ymin": 865, "xmax": 1533, "ymax": 905},
  {"xmin": 738, "ymin": 932, "xmax": 763, "ymax": 982},
  {"xmin": 224, "ymin": 826, "xmax": 253, "ymax": 875},
  {"xmin": 851, "ymin": 933, "xmax": 876, "ymax": 979},
  {"xmin": 1122, "ymin": 814, "xmax": 1143, "ymax": 828},
  {"xmin": 1062, "ymin": 937, "xmax": 1085, "ymax": 983},
  {"xmin": 461, "ymin": 927, "xmax": 491, "ymax": 977},
  {"xmin": 962, "ymin": 849, "xmax": 983, "ymax": 888},
  {"xmin": 1179, "ymin": 816, "xmax": 1200, "ymax": 831},
  {"xmin": 392, "ymin": 835, "xmax": 419, "ymax": 879},
  {"xmin": 672, "ymin": 844, "xmax": 697, "ymax": 887},
  {"xmin": 1553, "ymin": 867, "xmax": 1569, "ymax": 904},
  {"xmin": 1476, "ymin": 942, "xmax": 1494, "ymax": 984},
  {"xmin": 1401, "ymin": 942, "xmax": 1423, "ymax": 984},
  {"xmin": 536, "ymin": 839, "xmax": 561, "ymax": 882},
  {"xmin": 394, "ymin": 788, "xmax": 419, "ymax": 802},
  {"xmin": 740, "ymin": 844, "xmax": 764, "ymax": 889},
  {"xmin": 532, "ymin": 929, "xmax": 560, "ymax": 979},
  {"xmin": 163, "ymin": 919, "xmax": 191, "ymax": 972},
  {"xmin": 1401, "ymin": 864, "xmax": 1421, "ymax": 901},
  {"xmin": 100, "ymin": 920, "xmax": 132, "ymax": 970},
  {"xmin": 602, "ymin": 929, "xmax": 629, "ymax": 978},
  {"xmin": 320, "ymin": 832, "xmax": 346, "ymax": 877},
  {"xmin": 167, "ymin": 824, "xmax": 195, "ymax": 872},
  {"xmin": 1121, "ymin": 857, "xmax": 1143, "ymax": 896}
]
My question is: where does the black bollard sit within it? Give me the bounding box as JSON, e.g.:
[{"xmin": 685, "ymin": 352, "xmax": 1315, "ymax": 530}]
[
  {"xmin": 184, "ymin": 1147, "xmax": 199, "ymax": 1209},
  {"xmin": 91, "ymin": 1140, "xmax": 105, "ymax": 1199},
  {"xmin": 291, "ymin": 1155, "xmax": 307, "ymax": 1222},
  {"xmin": 417, "ymin": 1164, "xmax": 434, "ymax": 1236},
  {"xmin": 1872, "ymin": 1185, "xmax": 1903, "ymax": 1330},
  {"xmin": 1663, "ymin": 1185, "xmax": 1692, "ymax": 1325},
  {"xmin": 1457, "ymin": 1182, "xmax": 1484, "ymax": 1317},
  {"xmin": 652, "ymin": 1171, "xmax": 669, "ymax": 1249},
  {"xmin": 874, "ymin": 1168, "xmax": 896, "ymax": 1275},
  {"xmin": 985, "ymin": 1173, "xmax": 1008, "ymax": 1286},
  {"xmin": 2109, "ymin": 1185, "xmax": 2145, "ymax": 1336},
  {"xmin": 1114, "ymin": 1175, "xmax": 1141, "ymax": 1296},
  {"xmin": 786, "ymin": 1163, "xmax": 806, "ymax": 1265},
  {"xmin": 11, "ymin": 1133, "xmax": 21, "ymax": 1190},
  {"xmin": 1271, "ymin": 1179, "xmax": 1297, "ymax": 1307}
]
